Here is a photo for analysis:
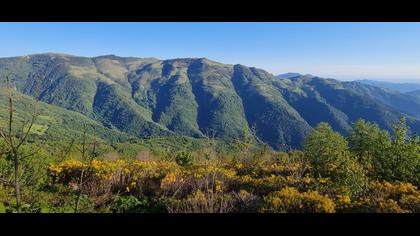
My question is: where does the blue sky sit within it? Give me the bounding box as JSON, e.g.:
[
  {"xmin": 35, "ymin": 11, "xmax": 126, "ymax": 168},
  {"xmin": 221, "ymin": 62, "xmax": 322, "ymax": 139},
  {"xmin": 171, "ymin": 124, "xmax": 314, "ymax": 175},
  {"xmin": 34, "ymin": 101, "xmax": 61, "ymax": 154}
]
[{"xmin": 1, "ymin": 22, "xmax": 420, "ymax": 82}]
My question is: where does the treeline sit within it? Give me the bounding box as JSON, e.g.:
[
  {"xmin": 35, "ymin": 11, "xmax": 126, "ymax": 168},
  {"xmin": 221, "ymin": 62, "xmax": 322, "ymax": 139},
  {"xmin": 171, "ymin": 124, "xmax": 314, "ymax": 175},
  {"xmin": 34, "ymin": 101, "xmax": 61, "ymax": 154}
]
[{"xmin": 1, "ymin": 111, "xmax": 419, "ymax": 212}]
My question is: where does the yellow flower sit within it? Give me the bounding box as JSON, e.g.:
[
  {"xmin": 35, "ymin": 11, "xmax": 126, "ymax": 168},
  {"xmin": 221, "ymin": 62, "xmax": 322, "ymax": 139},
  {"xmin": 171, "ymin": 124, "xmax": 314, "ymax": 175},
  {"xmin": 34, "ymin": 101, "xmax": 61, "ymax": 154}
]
[
  {"xmin": 337, "ymin": 195, "xmax": 351, "ymax": 205},
  {"xmin": 302, "ymin": 176, "xmax": 312, "ymax": 184},
  {"xmin": 319, "ymin": 178, "xmax": 329, "ymax": 184},
  {"xmin": 215, "ymin": 180, "xmax": 223, "ymax": 192}
]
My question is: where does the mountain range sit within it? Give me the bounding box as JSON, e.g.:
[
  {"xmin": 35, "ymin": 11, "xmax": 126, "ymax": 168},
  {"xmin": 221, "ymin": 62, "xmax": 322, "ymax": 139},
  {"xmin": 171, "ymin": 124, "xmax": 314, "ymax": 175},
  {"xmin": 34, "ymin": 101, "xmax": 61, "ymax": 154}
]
[
  {"xmin": 355, "ymin": 79, "xmax": 420, "ymax": 93},
  {"xmin": 408, "ymin": 89, "xmax": 420, "ymax": 98},
  {"xmin": 1, "ymin": 53, "xmax": 420, "ymax": 150}
]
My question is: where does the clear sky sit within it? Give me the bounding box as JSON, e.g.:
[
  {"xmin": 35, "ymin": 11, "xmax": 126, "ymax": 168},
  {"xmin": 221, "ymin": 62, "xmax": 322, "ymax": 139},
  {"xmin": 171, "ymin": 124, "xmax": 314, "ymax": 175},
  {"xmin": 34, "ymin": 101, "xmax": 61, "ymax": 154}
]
[{"xmin": 1, "ymin": 22, "xmax": 420, "ymax": 82}]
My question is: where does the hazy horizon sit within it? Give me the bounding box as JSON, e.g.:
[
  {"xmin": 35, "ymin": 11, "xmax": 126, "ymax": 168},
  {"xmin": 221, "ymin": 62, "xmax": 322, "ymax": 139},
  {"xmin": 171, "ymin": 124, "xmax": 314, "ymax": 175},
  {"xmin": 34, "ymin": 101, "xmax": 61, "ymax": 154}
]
[{"xmin": 2, "ymin": 22, "xmax": 420, "ymax": 83}]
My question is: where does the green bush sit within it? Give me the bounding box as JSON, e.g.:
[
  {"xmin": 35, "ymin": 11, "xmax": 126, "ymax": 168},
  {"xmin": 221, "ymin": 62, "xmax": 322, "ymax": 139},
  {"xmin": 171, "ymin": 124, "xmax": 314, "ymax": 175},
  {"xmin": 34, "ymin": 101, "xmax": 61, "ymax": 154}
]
[
  {"xmin": 375, "ymin": 118, "xmax": 420, "ymax": 185},
  {"xmin": 348, "ymin": 119, "xmax": 391, "ymax": 170},
  {"xmin": 349, "ymin": 118, "xmax": 420, "ymax": 186},
  {"xmin": 112, "ymin": 195, "xmax": 149, "ymax": 213},
  {"xmin": 175, "ymin": 151, "xmax": 195, "ymax": 167},
  {"xmin": 111, "ymin": 195, "xmax": 166, "ymax": 213},
  {"xmin": 304, "ymin": 123, "xmax": 368, "ymax": 196}
]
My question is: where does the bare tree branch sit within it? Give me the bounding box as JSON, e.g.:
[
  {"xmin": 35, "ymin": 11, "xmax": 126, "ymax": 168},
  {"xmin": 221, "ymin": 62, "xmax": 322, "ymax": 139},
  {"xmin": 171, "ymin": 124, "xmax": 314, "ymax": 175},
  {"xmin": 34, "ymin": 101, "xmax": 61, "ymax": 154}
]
[
  {"xmin": 15, "ymin": 85, "xmax": 40, "ymax": 150},
  {"xmin": 19, "ymin": 145, "xmax": 43, "ymax": 160},
  {"xmin": 0, "ymin": 129, "xmax": 12, "ymax": 147},
  {"xmin": 6, "ymin": 76, "xmax": 15, "ymax": 150},
  {"xmin": 55, "ymin": 139, "xmax": 75, "ymax": 163},
  {"xmin": 1, "ymin": 75, "xmax": 42, "ymax": 213},
  {"xmin": 15, "ymin": 112, "xmax": 38, "ymax": 150}
]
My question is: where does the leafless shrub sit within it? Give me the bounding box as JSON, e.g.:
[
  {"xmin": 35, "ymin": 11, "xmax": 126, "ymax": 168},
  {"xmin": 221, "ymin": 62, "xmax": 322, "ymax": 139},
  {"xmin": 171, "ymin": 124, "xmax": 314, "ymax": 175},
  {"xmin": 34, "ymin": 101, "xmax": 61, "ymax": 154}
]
[
  {"xmin": 103, "ymin": 152, "xmax": 120, "ymax": 161},
  {"xmin": 136, "ymin": 150, "xmax": 152, "ymax": 161},
  {"xmin": 166, "ymin": 190, "xmax": 236, "ymax": 213}
]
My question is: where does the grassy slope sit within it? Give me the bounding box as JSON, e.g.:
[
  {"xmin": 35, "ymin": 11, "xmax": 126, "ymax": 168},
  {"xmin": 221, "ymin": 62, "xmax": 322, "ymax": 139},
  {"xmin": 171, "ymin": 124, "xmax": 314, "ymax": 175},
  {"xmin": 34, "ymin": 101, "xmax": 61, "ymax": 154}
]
[{"xmin": 0, "ymin": 87, "xmax": 134, "ymax": 144}]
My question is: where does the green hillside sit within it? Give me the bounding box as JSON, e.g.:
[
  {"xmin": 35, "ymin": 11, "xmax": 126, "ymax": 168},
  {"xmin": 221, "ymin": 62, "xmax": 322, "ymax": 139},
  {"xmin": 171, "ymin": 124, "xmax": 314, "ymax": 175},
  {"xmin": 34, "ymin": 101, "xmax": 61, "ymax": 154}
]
[
  {"xmin": 1, "ymin": 53, "xmax": 420, "ymax": 150},
  {"xmin": 344, "ymin": 81, "xmax": 420, "ymax": 119},
  {"xmin": 0, "ymin": 87, "xmax": 133, "ymax": 144}
]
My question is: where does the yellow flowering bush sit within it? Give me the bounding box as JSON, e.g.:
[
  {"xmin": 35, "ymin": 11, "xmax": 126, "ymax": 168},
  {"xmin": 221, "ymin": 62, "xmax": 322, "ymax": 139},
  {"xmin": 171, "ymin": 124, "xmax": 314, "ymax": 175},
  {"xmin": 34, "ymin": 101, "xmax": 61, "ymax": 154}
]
[
  {"xmin": 261, "ymin": 187, "xmax": 336, "ymax": 213},
  {"xmin": 46, "ymin": 158, "xmax": 420, "ymax": 213},
  {"xmin": 48, "ymin": 159, "xmax": 86, "ymax": 184},
  {"xmin": 350, "ymin": 181, "xmax": 420, "ymax": 213},
  {"xmin": 334, "ymin": 194, "xmax": 352, "ymax": 211},
  {"xmin": 48, "ymin": 159, "xmax": 182, "ymax": 196}
]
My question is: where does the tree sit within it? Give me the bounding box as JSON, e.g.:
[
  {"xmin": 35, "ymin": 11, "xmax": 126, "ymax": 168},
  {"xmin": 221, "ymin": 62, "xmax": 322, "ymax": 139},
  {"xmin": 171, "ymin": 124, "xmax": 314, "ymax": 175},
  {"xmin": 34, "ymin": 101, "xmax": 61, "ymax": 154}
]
[
  {"xmin": 347, "ymin": 119, "xmax": 391, "ymax": 171},
  {"xmin": 303, "ymin": 123, "xmax": 349, "ymax": 171},
  {"xmin": 74, "ymin": 124, "xmax": 99, "ymax": 213},
  {"xmin": 374, "ymin": 117, "xmax": 420, "ymax": 185},
  {"xmin": 0, "ymin": 76, "xmax": 41, "ymax": 212},
  {"xmin": 303, "ymin": 123, "xmax": 367, "ymax": 195}
]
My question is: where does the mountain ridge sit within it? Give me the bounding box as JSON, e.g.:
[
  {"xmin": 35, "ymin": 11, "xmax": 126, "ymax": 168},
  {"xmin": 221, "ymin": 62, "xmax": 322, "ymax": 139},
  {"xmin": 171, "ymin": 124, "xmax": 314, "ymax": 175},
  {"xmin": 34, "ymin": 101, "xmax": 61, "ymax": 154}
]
[
  {"xmin": 355, "ymin": 79, "xmax": 420, "ymax": 93},
  {"xmin": 1, "ymin": 53, "xmax": 420, "ymax": 150}
]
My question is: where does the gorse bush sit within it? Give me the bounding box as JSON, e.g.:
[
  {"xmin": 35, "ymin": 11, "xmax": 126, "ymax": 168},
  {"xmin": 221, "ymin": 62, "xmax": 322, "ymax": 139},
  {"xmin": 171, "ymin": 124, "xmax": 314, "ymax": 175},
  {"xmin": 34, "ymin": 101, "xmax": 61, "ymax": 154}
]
[
  {"xmin": 349, "ymin": 181, "xmax": 420, "ymax": 213},
  {"xmin": 261, "ymin": 187, "xmax": 336, "ymax": 213}
]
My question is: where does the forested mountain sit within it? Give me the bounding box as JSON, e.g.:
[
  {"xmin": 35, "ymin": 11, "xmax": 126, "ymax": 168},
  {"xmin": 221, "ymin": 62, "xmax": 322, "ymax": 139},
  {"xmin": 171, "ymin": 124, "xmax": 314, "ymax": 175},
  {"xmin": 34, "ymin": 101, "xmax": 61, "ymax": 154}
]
[
  {"xmin": 1, "ymin": 53, "xmax": 420, "ymax": 150},
  {"xmin": 343, "ymin": 81, "xmax": 420, "ymax": 119},
  {"xmin": 355, "ymin": 79, "xmax": 420, "ymax": 93}
]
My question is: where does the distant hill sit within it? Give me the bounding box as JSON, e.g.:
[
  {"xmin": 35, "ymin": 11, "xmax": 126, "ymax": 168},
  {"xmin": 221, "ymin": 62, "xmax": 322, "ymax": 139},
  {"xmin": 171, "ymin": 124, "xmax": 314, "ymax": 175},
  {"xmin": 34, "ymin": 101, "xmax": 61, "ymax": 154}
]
[
  {"xmin": 277, "ymin": 73, "xmax": 302, "ymax": 79},
  {"xmin": 355, "ymin": 79, "xmax": 420, "ymax": 93},
  {"xmin": 277, "ymin": 72, "xmax": 317, "ymax": 79},
  {"xmin": 1, "ymin": 53, "xmax": 420, "ymax": 150},
  {"xmin": 278, "ymin": 73, "xmax": 316, "ymax": 80},
  {"xmin": 407, "ymin": 90, "xmax": 420, "ymax": 98},
  {"xmin": 343, "ymin": 81, "xmax": 420, "ymax": 119}
]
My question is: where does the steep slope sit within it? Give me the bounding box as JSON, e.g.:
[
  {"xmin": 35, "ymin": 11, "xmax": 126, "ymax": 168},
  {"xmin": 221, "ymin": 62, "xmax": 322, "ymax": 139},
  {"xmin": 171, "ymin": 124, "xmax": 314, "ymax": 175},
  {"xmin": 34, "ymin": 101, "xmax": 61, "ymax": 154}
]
[
  {"xmin": 0, "ymin": 87, "xmax": 134, "ymax": 143},
  {"xmin": 128, "ymin": 59, "xmax": 203, "ymax": 137},
  {"xmin": 187, "ymin": 59, "xmax": 249, "ymax": 139},
  {"xmin": 272, "ymin": 79, "xmax": 351, "ymax": 134},
  {"xmin": 301, "ymin": 77, "xmax": 420, "ymax": 133},
  {"xmin": 92, "ymin": 81, "xmax": 171, "ymax": 138},
  {"xmin": 1, "ymin": 54, "xmax": 99, "ymax": 116},
  {"xmin": 2, "ymin": 53, "xmax": 420, "ymax": 150},
  {"xmin": 343, "ymin": 81, "xmax": 420, "ymax": 119},
  {"xmin": 232, "ymin": 65, "xmax": 311, "ymax": 149}
]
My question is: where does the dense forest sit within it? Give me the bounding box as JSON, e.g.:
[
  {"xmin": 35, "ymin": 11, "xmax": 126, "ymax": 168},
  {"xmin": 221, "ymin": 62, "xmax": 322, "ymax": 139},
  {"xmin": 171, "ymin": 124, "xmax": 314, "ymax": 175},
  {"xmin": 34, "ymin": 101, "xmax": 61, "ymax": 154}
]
[{"xmin": 0, "ymin": 80, "xmax": 419, "ymax": 212}]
